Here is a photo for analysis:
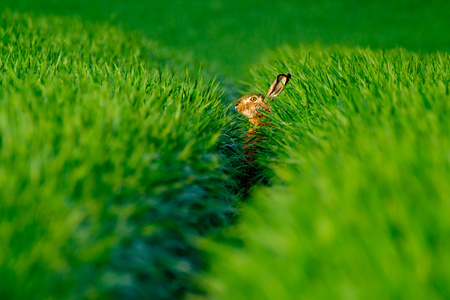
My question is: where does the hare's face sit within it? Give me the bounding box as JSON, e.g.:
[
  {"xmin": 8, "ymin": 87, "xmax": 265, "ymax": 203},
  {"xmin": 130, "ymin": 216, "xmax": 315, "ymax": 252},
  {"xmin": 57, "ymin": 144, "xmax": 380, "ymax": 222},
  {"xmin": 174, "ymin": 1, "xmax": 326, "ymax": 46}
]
[
  {"xmin": 235, "ymin": 93, "xmax": 272, "ymax": 119},
  {"xmin": 234, "ymin": 73, "xmax": 290, "ymax": 123}
]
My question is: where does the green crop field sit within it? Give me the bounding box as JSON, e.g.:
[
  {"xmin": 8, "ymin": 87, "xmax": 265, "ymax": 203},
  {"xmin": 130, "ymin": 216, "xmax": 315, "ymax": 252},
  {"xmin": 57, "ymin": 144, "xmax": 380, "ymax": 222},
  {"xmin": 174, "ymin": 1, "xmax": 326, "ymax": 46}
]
[
  {"xmin": 202, "ymin": 46, "xmax": 450, "ymax": 299},
  {"xmin": 0, "ymin": 10, "xmax": 240, "ymax": 299},
  {"xmin": 1, "ymin": 0, "xmax": 449, "ymax": 299}
]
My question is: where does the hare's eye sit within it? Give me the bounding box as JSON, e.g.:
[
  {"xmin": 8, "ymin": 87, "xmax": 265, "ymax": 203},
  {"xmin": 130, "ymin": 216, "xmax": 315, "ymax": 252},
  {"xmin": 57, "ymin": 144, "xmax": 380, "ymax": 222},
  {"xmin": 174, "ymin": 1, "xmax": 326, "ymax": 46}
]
[{"xmin": 250, "ymin": 97, "xmax": 256, "ymax": 101}]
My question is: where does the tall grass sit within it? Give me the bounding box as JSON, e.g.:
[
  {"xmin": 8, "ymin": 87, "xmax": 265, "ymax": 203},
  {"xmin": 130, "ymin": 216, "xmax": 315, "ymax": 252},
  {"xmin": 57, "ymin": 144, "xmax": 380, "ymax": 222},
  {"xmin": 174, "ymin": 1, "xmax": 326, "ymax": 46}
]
[
  {"xmin": 2, "ymin": 0, "xmax": 450, "ymax": 299},
  {"xmin": 0, "ymin": 11, "xmax": 240, "ymax": 299},
  {"xmin": 202, "ymin": 46, "xmax": 450, "ymax": 299}
]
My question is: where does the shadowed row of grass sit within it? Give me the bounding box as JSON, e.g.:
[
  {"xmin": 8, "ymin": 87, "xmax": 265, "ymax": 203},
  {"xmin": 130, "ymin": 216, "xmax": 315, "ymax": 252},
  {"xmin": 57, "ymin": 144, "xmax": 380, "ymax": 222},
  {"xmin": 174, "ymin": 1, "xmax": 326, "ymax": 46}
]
[
  {"xmin": 203, "ymin": 46, "xmax": 450, "ymax": 299},
  {"xmin": 0, "ymin": 10, "xmax": 244, "ymax": 299}
]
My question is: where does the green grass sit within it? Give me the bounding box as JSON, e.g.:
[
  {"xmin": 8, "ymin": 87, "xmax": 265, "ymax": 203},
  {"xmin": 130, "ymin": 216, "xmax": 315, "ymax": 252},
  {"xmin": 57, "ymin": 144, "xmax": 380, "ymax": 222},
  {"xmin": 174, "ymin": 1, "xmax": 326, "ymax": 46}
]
[
  {"xmin": 1, "ymin": 0, "xmax": 450, "ymax": 78},
  {"xmin": 201, "ymin": 46, "xmax": 450, "ymax": 299},
  {"xmin": 1, "ymin": 0, "xmax": 450, "ymax": 299},
  {"xmin": 0, "ymin": 10, "xmax": 241, "ymax": 299}
]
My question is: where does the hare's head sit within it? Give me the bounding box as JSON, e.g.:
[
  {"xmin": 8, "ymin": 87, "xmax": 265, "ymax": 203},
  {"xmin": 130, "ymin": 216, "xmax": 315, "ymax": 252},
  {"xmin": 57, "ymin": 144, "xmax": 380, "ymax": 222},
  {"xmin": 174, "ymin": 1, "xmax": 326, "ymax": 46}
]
[{"xmin": 235, "ymin": 73, "xmax": 291, "ymax": 122}]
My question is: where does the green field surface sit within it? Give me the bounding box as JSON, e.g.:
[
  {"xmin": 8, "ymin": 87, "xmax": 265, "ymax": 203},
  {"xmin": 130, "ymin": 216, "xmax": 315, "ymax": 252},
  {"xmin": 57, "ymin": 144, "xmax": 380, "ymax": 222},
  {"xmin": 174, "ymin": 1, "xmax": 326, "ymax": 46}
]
[
  {"xmin": 202, "ymin": 46, "xmax": 450, "ymax": 299},
  {"xmin": 2, "ymin": 0, "xmax": 450, "ymax": 77},
  {"xmin": 1, "ymin": 0, "xmax": 450, "ymax": 299},
  {"xmin": 0, "ymin": 10, "xmax": 241, "ymax": 299}
]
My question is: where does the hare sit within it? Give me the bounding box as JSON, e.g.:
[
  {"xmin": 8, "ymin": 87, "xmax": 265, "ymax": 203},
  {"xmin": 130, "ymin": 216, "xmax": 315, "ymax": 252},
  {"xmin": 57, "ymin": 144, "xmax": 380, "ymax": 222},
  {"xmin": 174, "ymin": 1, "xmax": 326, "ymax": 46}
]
[{"xmin": 235, "ymin": 73, "xmax": 291, "ymax": 165}]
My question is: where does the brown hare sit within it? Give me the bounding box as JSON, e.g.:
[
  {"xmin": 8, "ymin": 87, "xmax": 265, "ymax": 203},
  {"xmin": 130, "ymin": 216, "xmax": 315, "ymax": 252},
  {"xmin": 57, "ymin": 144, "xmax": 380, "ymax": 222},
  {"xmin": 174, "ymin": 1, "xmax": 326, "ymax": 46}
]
[{"xmin": 235, "ymin": 73, "xmax": 291, "ymax": 165}]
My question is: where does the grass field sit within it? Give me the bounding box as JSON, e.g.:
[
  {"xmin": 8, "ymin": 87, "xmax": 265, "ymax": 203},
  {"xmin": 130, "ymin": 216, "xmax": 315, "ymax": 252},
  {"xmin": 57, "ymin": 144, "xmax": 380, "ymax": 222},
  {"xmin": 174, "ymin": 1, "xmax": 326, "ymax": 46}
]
[
  {"xmin": 1, "ymin": 0, "xmax": 450, "ymax": 299},
  {"xmin": 2, "ymin": 0, "xmax": 450, "ymax": 78},
  {"xmin": 202, "ymin": 46, "xmax": 450, "ymax": 299},
  {"xmin": 0, "ymin": 10, "xmax": 242, "ymax": 299}
]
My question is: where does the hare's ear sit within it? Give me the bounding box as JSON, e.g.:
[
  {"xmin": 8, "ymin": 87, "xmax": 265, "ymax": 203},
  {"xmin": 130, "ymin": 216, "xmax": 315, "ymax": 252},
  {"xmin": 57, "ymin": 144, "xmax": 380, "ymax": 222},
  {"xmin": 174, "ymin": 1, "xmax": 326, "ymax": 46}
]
[{"xmin": 266, "ymin": 73, "xmax": 291, "ymax": 99}]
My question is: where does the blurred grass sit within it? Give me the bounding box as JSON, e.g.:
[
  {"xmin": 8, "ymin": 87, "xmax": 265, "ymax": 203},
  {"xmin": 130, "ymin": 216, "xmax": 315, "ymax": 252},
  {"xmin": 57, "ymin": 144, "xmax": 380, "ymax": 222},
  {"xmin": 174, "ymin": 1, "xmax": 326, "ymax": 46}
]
[
  {"xmin": 201, "ymin": 46, "xmax": 450, "ymax": 300},
  {"xmin": 1, "ymin": 0, "xmax": 450, "ymax": 299},
  {"xmin": 1, "ymin": 0, "xmax": 450, "ymax": 78},
  {"xmin": 0, "ymin": 10, "xmax": 243, "ymax": 299}
]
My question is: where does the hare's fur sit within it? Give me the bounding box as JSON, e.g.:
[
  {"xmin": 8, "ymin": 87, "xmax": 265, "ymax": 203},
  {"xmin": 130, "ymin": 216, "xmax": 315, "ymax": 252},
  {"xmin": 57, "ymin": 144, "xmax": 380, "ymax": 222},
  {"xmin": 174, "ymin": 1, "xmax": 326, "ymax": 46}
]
[
  {"xmin": 235, "ymin": 93, "xmax": 271, "ymax": 126},
  {"xmin": 235, "ymin": 73, "xmax": 291, "ymax": 166}
]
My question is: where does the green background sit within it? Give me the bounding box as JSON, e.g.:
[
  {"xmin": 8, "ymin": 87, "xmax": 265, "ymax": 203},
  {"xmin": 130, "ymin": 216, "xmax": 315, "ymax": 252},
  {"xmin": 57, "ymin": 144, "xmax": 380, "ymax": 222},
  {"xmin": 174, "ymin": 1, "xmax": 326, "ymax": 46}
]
[{"xmin": 3, "ymin": 0, "xmax": 450, "ymax": 78}]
